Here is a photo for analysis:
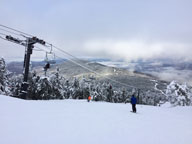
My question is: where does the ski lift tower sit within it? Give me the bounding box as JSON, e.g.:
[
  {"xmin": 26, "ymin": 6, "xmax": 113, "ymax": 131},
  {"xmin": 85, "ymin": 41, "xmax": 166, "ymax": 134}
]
[
  {"xmin": 21, "ymin": 37, "xmax": 45, "ymax": 99},
  {"xmin": 5, "ymin": 35, "xmax": 45, "ymax": 99}
]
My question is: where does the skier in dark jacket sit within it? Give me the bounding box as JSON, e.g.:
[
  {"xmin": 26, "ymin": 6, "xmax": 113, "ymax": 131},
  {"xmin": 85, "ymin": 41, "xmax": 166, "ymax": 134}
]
[{"xmin": 131, "ymin": 95, "xmax": 137, "ymax": 113}]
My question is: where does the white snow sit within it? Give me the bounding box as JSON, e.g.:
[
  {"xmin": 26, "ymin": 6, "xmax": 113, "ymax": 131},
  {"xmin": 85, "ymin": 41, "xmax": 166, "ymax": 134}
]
[{"xmin": 0, "ymin": 95, "xmax": 192, "ymax": 144}]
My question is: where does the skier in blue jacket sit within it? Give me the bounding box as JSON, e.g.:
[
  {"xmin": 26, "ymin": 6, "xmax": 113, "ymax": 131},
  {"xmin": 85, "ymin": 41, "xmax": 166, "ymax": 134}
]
[{"xmin": 131, "ymin": 95, "xmax": 137, "ymax": 113}]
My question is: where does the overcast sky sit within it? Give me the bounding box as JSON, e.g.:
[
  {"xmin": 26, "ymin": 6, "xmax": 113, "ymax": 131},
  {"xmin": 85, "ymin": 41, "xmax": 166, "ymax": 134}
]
[{"xmin": 0, "ymin": 0, "xmax": 192, "ymax": 61}]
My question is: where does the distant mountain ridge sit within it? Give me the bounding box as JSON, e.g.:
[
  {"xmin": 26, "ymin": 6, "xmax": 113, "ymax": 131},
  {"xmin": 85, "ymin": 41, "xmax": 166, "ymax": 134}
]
[{"xmin": 6, "ymin": 58, "xmax": 192, "ymax": 87}]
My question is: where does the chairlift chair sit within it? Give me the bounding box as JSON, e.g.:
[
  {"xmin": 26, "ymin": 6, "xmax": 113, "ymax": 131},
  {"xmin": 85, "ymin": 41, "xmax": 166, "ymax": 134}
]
[
  {"xmin": 44, "ymin": 52, "xmax": 56, "ymax": 64},
  {"xmin": 44, "ymin": 44, "xmax": 56, "ymax": 64}
]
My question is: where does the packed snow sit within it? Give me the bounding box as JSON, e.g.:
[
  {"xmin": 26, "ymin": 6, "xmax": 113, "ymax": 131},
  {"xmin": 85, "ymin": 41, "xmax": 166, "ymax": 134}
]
[{"xmin": 0, "ymin": 95, "xmax": 192, "ymax": 144}]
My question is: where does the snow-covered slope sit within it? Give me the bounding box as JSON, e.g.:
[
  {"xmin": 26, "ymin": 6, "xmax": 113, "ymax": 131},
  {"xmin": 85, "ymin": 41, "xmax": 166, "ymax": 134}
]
[{"xmin": 0, "ymin": 95, "xmax": 192, "ymax": 144}]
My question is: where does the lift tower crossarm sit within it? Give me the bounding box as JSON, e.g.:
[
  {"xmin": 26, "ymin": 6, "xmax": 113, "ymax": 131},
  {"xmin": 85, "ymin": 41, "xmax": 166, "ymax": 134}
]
[{"xmin": 5, "ymin": 35, "xmax": 26, "ymax": 46}]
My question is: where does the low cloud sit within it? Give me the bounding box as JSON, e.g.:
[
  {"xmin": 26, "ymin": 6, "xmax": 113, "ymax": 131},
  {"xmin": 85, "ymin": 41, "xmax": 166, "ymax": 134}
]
[
  {"xmin": 149, "ymin": 69, "xmax": 192, "ymax": 85},
  {"xmin": 83, "ymin": 39, "xmax": 192, "ymax": 61}
]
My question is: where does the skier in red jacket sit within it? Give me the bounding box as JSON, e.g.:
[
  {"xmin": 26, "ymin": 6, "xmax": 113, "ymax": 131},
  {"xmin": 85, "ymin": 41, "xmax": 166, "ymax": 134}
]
[{"xmin": 88, "ymin": 96, "xmax": 91, "ymax": 102}]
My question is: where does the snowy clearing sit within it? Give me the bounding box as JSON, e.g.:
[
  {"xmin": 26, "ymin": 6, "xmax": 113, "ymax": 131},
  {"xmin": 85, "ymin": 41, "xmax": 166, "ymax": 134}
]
[{"xmin": 0, "ymin": 95, "xmax": 192, "ymax": 144}]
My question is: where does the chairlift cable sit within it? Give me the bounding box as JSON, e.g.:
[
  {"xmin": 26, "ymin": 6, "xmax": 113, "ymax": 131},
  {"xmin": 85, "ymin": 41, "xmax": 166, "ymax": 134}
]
[
  {"xmin": 0, "ymin": 24, "xmax": 33, "ymax": 37},
  {"xmin": 0, "ymin": 28, "xmax": 22, "ymax": 37},
  {"xmin": 0, "ymin": 32, "xmax": 7, "ymax": 36}
]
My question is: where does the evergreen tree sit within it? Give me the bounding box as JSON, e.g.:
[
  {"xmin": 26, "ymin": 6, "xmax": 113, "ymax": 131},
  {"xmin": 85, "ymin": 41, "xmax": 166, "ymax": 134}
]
[
  {"xmin": 166, "ymin": 81, "xmax": 192, "ymax": 106},
  {"xmin": 0, "ymin": 58, "xmax": 11, "ymax": 95},
  {"xmin": 106, "ymin": 85, "xmax": 113, "ymax": 102},
  {"xmin": 49, "ymin": 68, "xmax": 64, "ymax": 99},
  {"xmin": 27, "ymin": 73, "xmax": 40, "ymax": 99},
  {"xmin": 72, "ymin": 78, "xmax": 82, "ymax": 99},
  {"xmin": 36, "ymin": 77, "xmax": 53, "ymax": 100},
  {"xmin": 63, "ymin": 80, "xmax": 72, "ymax": 99},
  {"xmin": 82, "ymin": 87, "xmax": 90, "ymax": 99}
]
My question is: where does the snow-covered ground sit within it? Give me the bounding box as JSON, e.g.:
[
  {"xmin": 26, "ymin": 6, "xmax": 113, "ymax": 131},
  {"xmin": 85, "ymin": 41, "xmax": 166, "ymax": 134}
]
[{"xmin": 0, "ymin": 95, "xmax": 192, "ymax": 144}]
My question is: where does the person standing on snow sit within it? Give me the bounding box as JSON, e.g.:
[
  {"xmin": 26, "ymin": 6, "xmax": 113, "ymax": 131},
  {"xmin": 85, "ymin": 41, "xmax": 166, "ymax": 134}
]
[{"xmin": 131, "ymin": 95, "xmax": 137, "ymax": 113}]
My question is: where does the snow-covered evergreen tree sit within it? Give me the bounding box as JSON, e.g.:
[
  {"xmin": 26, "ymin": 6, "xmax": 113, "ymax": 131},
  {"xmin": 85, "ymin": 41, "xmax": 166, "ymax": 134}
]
[
  {"xmin": 71, "ymin": 78, "xmax": 82, "ymax": 99},
  {"xmin": 9, "ymin": 74, "xmax": 23, "ymax": 97},
  {"xmin": 0, "ymin": 58, "xmax": 11, "ymax": 95},
  {"xmin": 27, "ymin": 74, "xmax": 40, "ymax": 99},
  {"xmin": 36, "ymin": 77, "xmax": 53, "ymax": 100},
  {"xmin": 49, "ymin": 68, "xmax": 65, "ymax": 99},
  {"xmin": 166, "ymin": 81, "xmax": 192, "ymax": 106},
  {"xmin": 106, "ymin": 84, "xmax": 113, "ymax": 102},
  {"xmin": 63, "ymin": 80, "xmax": 73, "ymax": 99}
]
